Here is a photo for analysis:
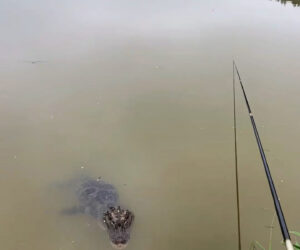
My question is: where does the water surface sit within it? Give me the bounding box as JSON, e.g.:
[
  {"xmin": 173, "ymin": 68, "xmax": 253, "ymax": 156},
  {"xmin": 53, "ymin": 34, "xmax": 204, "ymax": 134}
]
[{"xmin": 0, "ymin": 0, "xmax": 300, "ymax": 249}]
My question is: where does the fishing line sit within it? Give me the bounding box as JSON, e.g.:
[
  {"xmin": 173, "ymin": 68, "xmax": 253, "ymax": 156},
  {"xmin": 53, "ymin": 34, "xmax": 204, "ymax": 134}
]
[
  {"xmin": 233, "ymin": 61, "xmax": 294, "ymax": 250},
  {"xmin": 233, "ymin": 61, "xmax": 242, "ymax": 250}
]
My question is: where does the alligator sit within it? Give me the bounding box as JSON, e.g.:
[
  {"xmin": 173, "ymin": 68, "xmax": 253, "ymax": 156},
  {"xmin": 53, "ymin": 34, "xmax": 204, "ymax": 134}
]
[{"xmin": 63, "ymin": 177, "xmax": 134, "ymax": 249}]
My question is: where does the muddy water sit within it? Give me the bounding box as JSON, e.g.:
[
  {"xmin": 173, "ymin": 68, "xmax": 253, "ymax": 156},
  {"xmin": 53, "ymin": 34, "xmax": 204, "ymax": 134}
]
[{"xmin": 1, "ymin": 0, "xmax": 300, "ymax": 249}]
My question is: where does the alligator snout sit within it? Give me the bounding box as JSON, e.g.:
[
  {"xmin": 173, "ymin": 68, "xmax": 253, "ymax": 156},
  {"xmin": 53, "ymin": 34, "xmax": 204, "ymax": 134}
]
[{"xmin": 110, "ymin": 234, "xmax": 129, "ymax": 249}]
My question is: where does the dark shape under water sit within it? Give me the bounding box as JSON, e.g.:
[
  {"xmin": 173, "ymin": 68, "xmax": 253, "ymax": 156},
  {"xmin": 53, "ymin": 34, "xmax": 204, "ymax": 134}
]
[
  {"xmin": 275, "ymin": 0, "xmax": 300, "ymax": 7},
  {"xmin": 64, "ymin": 178, "xmax": 134, "ymax": 249}
]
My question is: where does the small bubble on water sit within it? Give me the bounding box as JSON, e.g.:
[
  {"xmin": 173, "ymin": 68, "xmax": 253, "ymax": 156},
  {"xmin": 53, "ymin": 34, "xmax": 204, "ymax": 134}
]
[
  {"xmin": 281, "ymin": 179, "xmax": 284, "ymax": 183},
  {"xmin": 13, "ymin": 155, "xmax": 17, "ymax": 159},
  {"xmin": 81, "ymin": 166, "xmax": 84, "ymax": 169}
]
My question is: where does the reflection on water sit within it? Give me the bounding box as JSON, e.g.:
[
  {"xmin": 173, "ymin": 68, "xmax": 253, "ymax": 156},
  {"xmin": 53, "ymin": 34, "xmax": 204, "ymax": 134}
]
[{"xmin": 276, "ymin": 0, "xmax": 300, "ymax": 6}]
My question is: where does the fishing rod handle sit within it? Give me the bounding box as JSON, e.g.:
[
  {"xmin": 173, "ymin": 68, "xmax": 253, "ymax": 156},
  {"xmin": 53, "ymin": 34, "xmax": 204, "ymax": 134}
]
[{"xmin": 286, "ymin": 239, "xmax": 294, "ymax": 250}]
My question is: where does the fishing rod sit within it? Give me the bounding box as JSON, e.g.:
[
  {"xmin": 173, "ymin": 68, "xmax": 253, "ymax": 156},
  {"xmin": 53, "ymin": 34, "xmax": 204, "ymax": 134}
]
[{"xmin": 233, "ymin": 61, "xmax": 294, "ymax": 250}]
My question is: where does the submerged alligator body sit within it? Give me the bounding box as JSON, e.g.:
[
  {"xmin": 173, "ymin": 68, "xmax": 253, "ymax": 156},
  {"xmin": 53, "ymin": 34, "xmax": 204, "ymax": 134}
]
[{"xmin": 64, "ymin": 178, "xmax": 134, "ymax": 249}]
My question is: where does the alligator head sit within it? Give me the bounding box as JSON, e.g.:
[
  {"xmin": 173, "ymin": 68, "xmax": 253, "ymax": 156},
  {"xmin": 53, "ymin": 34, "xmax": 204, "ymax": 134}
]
[{"xmin": 103, "ymin": 206, "xmax": 134, "ymax": 249}]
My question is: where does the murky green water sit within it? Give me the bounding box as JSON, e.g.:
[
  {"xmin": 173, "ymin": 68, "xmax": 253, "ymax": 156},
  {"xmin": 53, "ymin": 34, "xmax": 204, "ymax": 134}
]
[{"xmin": 1, "ymin": 0, "xmax": 300, "ymax": 249}]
